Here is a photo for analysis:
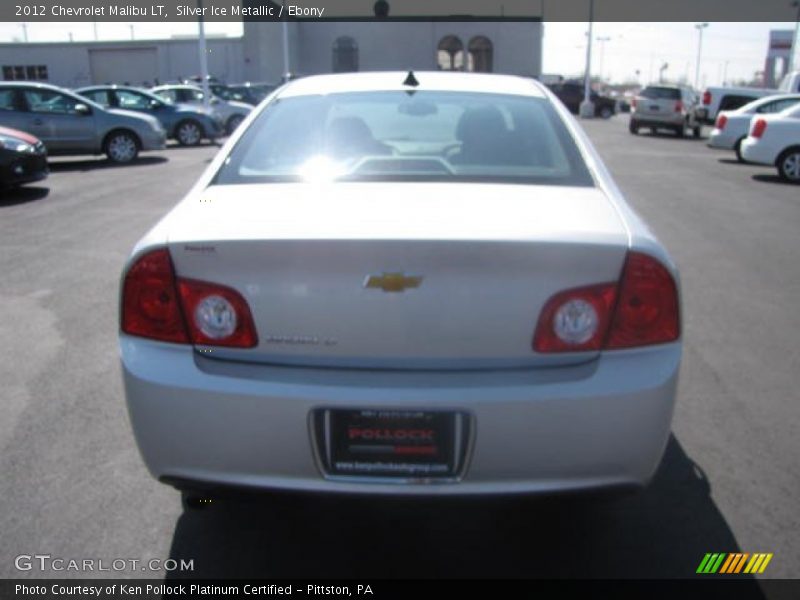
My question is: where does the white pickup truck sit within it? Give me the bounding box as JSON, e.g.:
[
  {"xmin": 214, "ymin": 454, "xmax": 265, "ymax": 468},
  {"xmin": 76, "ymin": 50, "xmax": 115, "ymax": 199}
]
[{"xmin": 697, "ymin": 71, "xmax": 800, "ymax": 124}]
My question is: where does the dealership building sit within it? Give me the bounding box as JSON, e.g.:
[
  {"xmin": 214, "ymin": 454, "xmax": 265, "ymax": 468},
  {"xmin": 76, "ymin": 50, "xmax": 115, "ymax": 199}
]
[{"xmin": 0, "ymin": 19, "xmax": 543, "ymax": 88}]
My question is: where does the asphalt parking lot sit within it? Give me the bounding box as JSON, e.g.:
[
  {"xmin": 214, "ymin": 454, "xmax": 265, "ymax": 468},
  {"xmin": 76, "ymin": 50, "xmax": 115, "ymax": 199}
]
[{"xmin": 1, "ymin": 120, "xmax": 798, "ymax": 583}]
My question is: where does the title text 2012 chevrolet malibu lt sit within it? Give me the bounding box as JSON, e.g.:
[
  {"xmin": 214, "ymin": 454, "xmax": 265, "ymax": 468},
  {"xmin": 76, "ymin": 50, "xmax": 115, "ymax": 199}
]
[{"xmin": 120, "ymin": 72, "xmax": 681, "ymax": 502}]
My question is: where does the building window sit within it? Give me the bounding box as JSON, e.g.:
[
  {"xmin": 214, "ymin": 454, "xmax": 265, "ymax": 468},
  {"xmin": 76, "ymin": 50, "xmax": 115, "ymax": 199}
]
[
  {"xmin": 437, "ymin": 35, "xmax": 464, "ymax": 71},
  {"xmin": 468, "ymin": 36, "xmax": 493, "ymax": 73},
  {"xmin": 2, "ymin": 64, "xmax": 49, "ymax": 81},
  {"xmin": 333, "ymin": 37, "xmax": 358, "ymax": 73}
]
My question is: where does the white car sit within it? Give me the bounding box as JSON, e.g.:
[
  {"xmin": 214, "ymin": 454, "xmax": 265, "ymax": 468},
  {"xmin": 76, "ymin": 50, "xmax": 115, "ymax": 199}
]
[
  {"xmin": 120, "ymin": 72, "xmax": 682, "ymax": 506},
  {"xmin": 741, "ymin": 103, "xmax": 800, "ymax": 182},
  {"xmin": 708, "ymin": 94, "xmax": 800, "ymax": 161},
  {"xmin": 151, "ymin": 84, "xmax": 252, "ymax": 135}
]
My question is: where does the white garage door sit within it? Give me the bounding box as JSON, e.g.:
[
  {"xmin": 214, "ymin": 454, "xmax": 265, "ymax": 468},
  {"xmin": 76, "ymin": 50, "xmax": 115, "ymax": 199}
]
[{"xmin": 89, "ymin": 48, "xmax": 158, "ymax": 86}]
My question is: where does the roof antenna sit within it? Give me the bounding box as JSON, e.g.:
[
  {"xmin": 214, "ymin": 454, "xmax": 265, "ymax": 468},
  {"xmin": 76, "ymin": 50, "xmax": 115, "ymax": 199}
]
[{"xmin": 403, "ymin": 70, "xmax": 419, "ymax": 87}]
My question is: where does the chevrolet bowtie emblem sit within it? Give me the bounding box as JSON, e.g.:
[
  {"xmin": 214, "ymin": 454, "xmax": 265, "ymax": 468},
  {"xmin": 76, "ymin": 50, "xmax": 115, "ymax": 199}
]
[{"xmin": 364, "ymin": 272, "xmax": 423, "ymax": 293}]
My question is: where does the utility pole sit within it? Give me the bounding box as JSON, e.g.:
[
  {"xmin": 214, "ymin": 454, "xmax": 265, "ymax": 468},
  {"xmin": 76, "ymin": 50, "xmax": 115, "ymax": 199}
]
[
  {"xmin": 596, "ymin": 36, "xmax": 611, "ymax": 83},
  {"xmin": 789, "ymin": 1, "xmax": 800, "ymax": 73},
  {"xmin": 694, "ymin": 22, "xmax": 709, "ymax": 89},
  {"xmin": 579, "ymin": 0, "xmax": 595, "ymax": 118},
  {"xmin": 196, "ymin": 0, "xmax": 211, "ymax": 110},
  {"xmin": 21, "ymin": 23, "xmax": 28, "ymax": 42},
  {"xmin": 282, "ymin": 0, "xmax": 291, "ymax": 81},
  {"xmin": 129, "ymin": 25, "xmax": 135, "ymax": 40}
]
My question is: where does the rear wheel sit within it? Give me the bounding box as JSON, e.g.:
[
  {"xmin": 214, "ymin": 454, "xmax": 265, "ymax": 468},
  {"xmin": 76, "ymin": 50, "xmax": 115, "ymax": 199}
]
[
  {"xmin": 777, "ymin": 148, "xmax": 800, "ymax": 182},
  {"xmin": 629, "ymin": 120, "xmax": 639, "ymax": 134},
  {"xmin": 674, "ymin": 124, "xmax": 685, "ymax": 138},
  {"xmin": 693, "ymin": 124, "xmax": 702, "ymax": 138},
  {"xmin": 599, "ymin": 106, "xmax": 613, "ymax": 119},
  {"xmin": 734, "ymin": 137, "xmax": 746, "ymax": 163},
  {"xmin": 104, "ymin": 130, "xmax": 139, "ymax": 164},
  {"xmin": 226, "ymin": 114, "xmax": 245, "ymax": 135},
  {"xmin": 175, "ymin": 119, "xmax": 204, "ymax": 146}
]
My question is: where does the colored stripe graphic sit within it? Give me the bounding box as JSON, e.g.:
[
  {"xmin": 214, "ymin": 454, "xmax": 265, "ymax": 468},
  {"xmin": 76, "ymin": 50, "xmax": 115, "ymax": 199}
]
[
  {"xmin": 697, "ymin": 554, "xmax": 712, "ymax": 574},
  {"xmin": 719, "ymin": 554, "xmax": 736, "ymax": 574},
  {"xmin": 699, "ymin": 552, "xmax": 773, "ymax": 575},
  {"xmin": 709, "ymin": 553, "xmax": 726, "ymax": 573},
  {"xmin": 758, "ymin": 554, "xmax": 773, "ymax": 573}
]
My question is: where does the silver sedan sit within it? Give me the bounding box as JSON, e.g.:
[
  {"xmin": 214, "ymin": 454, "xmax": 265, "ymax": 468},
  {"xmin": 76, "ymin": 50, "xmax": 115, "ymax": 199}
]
[
  {"xmin": 119, "ymin": 72, "xmax": 682, "ymax": 504},
  {"xmin": 0, "ymin": 82, "xmax": 165, "ymax": 163}
]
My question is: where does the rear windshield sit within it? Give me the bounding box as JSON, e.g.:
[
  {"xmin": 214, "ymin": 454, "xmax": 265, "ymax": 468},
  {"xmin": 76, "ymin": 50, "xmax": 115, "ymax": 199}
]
[
  {"xmin": 213, "ymin": 91, "xmax": 594, "ymax": 186},
  {"xmin": 640, "ymin": 87, "xmax": 681, "ymax": 100}
]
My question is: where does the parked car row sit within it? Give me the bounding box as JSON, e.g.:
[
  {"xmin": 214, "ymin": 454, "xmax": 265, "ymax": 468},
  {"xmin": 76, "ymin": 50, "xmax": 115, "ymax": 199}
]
[
  {"xmin": 0, "ymin": 78, "xmax": 273, "ymax": 189},
  {"xmin": 627, "ymin": 81, "xmax": 800, "ymax": 183}
]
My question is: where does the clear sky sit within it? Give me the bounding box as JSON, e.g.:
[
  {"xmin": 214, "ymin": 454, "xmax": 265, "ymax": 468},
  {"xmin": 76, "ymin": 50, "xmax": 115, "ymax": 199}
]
[{"xmin": 0, "ymin": 21, "xmax": 797, "ymax": 87}]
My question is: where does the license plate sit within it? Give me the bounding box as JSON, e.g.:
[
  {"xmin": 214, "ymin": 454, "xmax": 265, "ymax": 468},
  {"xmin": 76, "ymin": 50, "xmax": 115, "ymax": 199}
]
[
  {"xmin": 313, "ymin": 409, "xmax": 471, "ymax": 479},
  {"xmin": 649, "ymin": 105, "xmax": 660, "ymax": 111}
]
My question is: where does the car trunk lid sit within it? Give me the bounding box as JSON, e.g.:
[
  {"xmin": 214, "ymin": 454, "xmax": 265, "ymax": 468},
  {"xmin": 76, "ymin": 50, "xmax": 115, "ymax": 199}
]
[{"xmin": 166, "ymin": 182, "xmax": 630, "ymax": 370}]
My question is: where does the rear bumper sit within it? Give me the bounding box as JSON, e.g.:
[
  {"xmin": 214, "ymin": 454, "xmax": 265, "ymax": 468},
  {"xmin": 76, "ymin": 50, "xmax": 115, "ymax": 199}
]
[
  {"xmin": 121, "ymin": 336, "xmax": 681, "ymax": 496},
  {"xmin": 631, "ymin": 114, "xmax": 684, "ymax": 128},
  {"xmin": 740, "ymin": 138, "xmax": 778, "ymax": 166},
  {"xmin": 707, "ymin": 129, "xmax": 738, "ymax": 150}
]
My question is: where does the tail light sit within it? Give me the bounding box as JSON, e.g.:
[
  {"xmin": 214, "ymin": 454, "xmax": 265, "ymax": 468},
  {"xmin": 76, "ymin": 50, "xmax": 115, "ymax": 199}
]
[
  {"xmin": 533, "ymin": 284, "xmax": 617, "ymax": 352},
  {"xmin": 675, "ymin": 100, "xmax": 684, "ymax": 113},
  {"xmin": 533, "ymin": 252, "xmax": 679, "ymax": 353},
  {"xmin": 751, "ymin": 118, "xmax": 767, "ymax": 139},
  {"xmin": 703, "ymin": 90, "xmax": 711, "ymax": 105},
  {"xmin": 178, "ymin": 279, "xmax": 258, "ymax": 347},
  {"xmin": 122, "ymin": 248, "xmax": 258, "ymax": 348},
  {"xmin": 631, "ymin": 98, "xmax": 637, "ymax": 109},
  {"xmin": 716, "ymin": 114, "xmax": 728, "ymax": 130}
]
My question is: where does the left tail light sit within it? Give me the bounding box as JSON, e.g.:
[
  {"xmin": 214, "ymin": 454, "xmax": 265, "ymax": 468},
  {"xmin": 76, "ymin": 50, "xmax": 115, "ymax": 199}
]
[
  {"xmin": 751, "ymin": 118, "xmax": 767, "ymax": 139},
  {"xmin": 122, "ymin": 248, "xmax": 258, "ymax": 348},
  {"xmin": 533, "ymin": 252, "xmax": 680, "ymax": 353},
  {"xmin": 716, "ymin": 114, "xmax": 728, "ymax": 130}
]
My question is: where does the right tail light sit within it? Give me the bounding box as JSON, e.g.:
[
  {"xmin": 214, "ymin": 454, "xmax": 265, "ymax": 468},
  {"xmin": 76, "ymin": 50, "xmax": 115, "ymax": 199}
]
[{"xmin": 533, "ymin": 252, "xmax": 680, "ymax": 353}]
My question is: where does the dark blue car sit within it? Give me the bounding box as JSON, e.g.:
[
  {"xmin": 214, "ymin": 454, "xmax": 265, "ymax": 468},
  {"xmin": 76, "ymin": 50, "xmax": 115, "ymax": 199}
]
[{"xmin": 76, "ymin": 85, "xmax": 224, "ymax": 146}]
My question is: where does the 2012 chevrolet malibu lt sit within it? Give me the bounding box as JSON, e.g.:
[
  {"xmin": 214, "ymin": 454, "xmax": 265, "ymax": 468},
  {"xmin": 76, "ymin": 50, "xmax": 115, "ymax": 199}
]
[{"xmin": 119, "ymin": 72, "xmax": 682, "ymax": 502}]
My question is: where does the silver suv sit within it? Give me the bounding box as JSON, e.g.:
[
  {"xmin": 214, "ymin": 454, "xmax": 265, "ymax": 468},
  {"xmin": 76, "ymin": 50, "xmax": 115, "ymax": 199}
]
[
  {"xmin": 630, "ymin": 84, "xmax": 702, "ymax": 138},
  {"xmin": 0, "ymin": 82, "xmax": 166, "ymax": 163}
]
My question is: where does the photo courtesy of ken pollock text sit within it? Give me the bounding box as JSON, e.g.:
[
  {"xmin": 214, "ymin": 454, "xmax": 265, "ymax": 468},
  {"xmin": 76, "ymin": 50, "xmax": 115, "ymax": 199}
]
[{"xmin": 14, "ymin": 583, "xmax": 375, "ymax": 596}]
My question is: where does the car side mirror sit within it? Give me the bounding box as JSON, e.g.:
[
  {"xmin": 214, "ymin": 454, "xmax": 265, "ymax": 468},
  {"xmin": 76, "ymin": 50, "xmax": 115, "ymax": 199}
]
[{"xmin": 74, "ymin": 103, "xmax": 91, "ymax": 116}]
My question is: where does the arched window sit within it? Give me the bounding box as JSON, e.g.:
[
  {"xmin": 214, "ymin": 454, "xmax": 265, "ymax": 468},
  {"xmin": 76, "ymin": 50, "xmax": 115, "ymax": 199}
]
[
  {"xmin": 333, "ymin": 37, "xmax": 358, "ymax": 73},
  {"xmin": 437, "ymin": 35, "xmax": 464, "ymax": 71},
  {"xmin": 468, "ymin": 36, "xmax": 493, "ymax": 73}
]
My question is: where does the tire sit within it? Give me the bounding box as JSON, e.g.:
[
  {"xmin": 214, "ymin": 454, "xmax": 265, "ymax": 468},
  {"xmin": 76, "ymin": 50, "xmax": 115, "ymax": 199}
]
[
  {"xmin": 674, "ymin": 124, "xmax": 685, "ymax": 138},
  {"xmin": 103, "ymin": 130, "xmax": 139, "ymax": 164},
  {"xmin": 776, "ymin": 148, "xmax": 800, "ymax": 182},
  {"xmin": 599, "ymin": 106, "xmax": 613, "ymax": 119},
  {"xmin": 734, "ymin": 138, "xmax": 746, "ymax": 163},
  {"xmin": 175, "ymin": 119, "xmax": 204, "ymax": 146},
  {"xmin": 629, "ymin": 120, "xmax": 639, "ymax": 134},
  {"xmin": 226, "ymin": 114, "xmax": 245, "ymax": 135},
  {"xmin": 693, "ymin": 125, "xmax": 702, "ymax": 139}
]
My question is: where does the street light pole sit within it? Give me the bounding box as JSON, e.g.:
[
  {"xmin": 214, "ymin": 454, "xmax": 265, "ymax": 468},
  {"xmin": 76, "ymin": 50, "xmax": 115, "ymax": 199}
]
[
  {"xmin": 596, "ymin": 35, "xmax": 611, "ymax": 83},
  {"xmin": 196, "ymin": 0, "xmax": 211, "ymax": 110},
  {"xmin": 789, "ymin": 1, "xmax": 800, "ymax": 73},
  {"xmin": 281, "ymin": 0, "xmax": 291, "ymax": 81},
  {"xmin": 579, "ymin": 0, "xmax": 595, "ymax": 118},
  {"xmin": 694, "ymin": 22, "xmax": 709, "ymax": 89}
]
